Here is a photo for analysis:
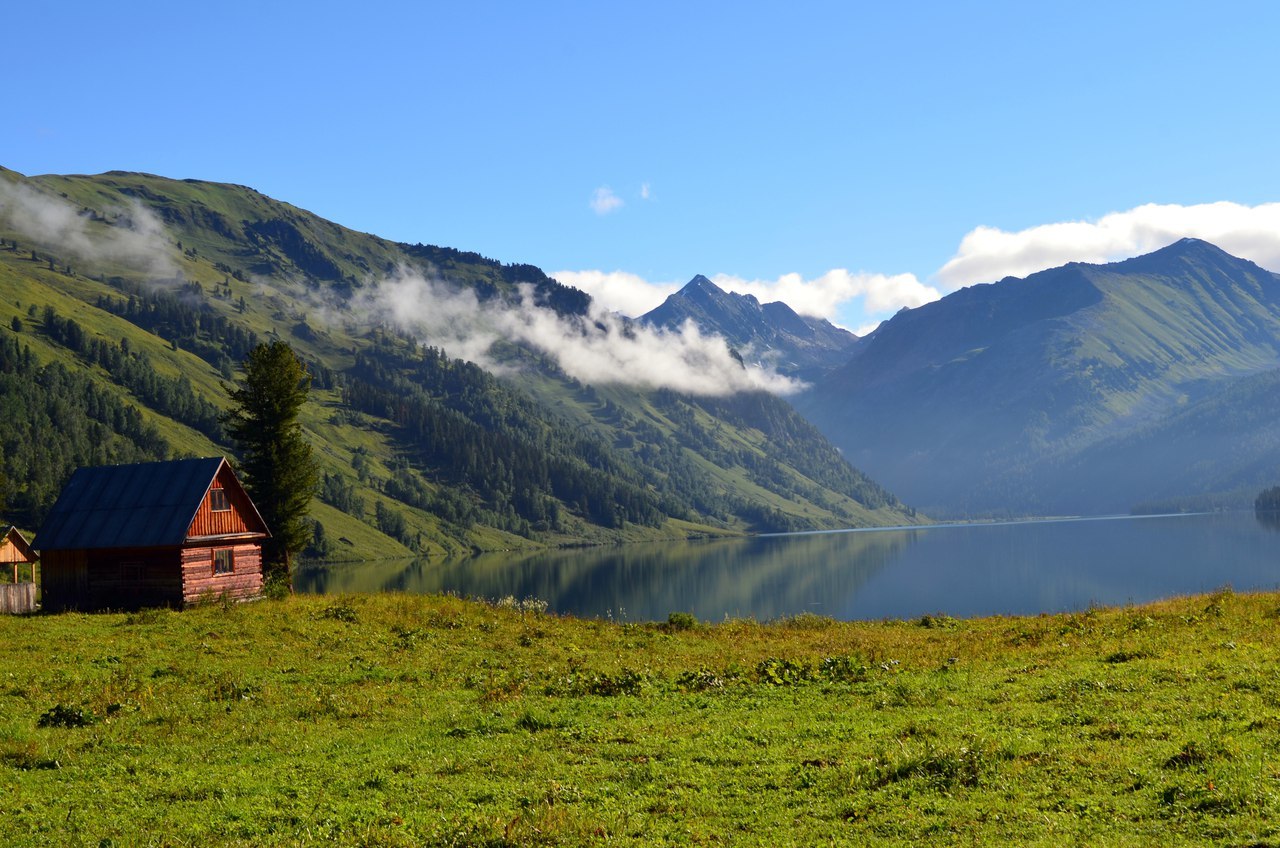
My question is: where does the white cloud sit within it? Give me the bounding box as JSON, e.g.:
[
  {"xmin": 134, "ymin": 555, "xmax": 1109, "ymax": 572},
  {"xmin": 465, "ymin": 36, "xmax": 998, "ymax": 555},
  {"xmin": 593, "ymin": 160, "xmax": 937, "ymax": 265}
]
[
  {"xmin": 640, "ymin": 182, "xmax": 651, "ymax": 201},
  {"xmin": 0, "ymin": 178, "xmax": 176, "ymax": 278},
  {"xmin": 590, "ymin": 186, "xmax": 624, "ymax": 215},
  {"xmin": 710, "ymin": 270, "xmax": 939, "ymax": 322},
  {"xmin": 550, "ymin": 269, "xmax": 680, "ymax": 317},
  {"xmin": 852, "ymin": 320, "xmax": 886, "ymax": 337},
  {"xmin": 358, "ymin": 268, "xmax": 805, "ymax": 396},
  {"xmin": 558, "ymin": 201, "xmax": 1280, "ymax": 338},
  {"xmin": 937, "ymin": 201, "xmax": 1280, "ymax": 288}
]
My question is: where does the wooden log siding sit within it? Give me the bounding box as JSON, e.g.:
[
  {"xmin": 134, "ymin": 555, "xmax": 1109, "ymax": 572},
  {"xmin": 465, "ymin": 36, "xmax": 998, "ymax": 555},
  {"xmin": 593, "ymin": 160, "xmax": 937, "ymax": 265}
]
[
  {"xmin": 41, "ymin": 548, "xmax": 185, "ymax": 610},
  {"xmin": 39, "ymin": 550, "xmax": 89, "ymax": 612},
  {"xmin": 182, "ymin": 544, "xmax": 263, "ymax": 605}
]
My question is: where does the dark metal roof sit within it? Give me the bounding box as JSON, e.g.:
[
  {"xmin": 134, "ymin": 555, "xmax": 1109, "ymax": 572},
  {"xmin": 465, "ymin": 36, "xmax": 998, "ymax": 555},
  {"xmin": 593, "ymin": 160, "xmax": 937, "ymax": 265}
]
[{"xmin": 35, "ymin": 457, "xmax": 261, "ymax": 551}]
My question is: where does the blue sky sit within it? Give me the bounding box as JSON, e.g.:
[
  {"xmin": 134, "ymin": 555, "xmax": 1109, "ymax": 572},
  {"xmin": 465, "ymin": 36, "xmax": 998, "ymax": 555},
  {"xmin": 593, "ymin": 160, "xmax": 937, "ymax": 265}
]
[{"xmin": 8, "ymin": 1, "xmax": 1280, "ymax": 332}]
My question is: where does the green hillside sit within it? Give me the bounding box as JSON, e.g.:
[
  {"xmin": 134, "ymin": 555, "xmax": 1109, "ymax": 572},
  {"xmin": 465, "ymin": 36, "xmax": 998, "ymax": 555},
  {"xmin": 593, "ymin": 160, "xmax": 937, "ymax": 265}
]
[
  {"xmin": 799, "ymin": 239, "xmax": 1280, "ymax": 517},
  {"xmin": 0, "ymin": 166, "xmax": 918, "ymax": 556}
]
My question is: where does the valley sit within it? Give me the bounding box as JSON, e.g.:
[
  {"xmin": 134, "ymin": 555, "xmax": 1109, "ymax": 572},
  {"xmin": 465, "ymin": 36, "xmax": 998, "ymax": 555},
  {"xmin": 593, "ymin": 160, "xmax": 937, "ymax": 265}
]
[{"xmin": 0, "ymin": 167, "xmax": 918, "ymax": 559}]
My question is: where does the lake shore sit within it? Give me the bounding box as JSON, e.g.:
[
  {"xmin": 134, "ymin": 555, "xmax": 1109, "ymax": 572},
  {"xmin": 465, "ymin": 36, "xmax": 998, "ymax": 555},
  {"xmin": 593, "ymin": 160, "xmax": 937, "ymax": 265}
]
[
  {"xmin": 3, "ymin": 588, "xmax": 1278, "ymax": 845},
  {"xmin": 295, "ymin": 511, "xmax": 1280, "ymax": 624}
]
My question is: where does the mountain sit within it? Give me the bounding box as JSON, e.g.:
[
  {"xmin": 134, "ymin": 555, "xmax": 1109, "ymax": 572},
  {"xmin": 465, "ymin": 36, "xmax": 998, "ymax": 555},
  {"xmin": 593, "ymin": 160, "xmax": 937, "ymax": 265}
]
[
  {"xmin": 640, "ymin": 275, "xmax": 860, "ymax": 380},
  {"xmin": 0, "ymin": 166, "xmax": 918, "ymax": 557},
  {"xmin": 797, "ymin": 239, "xmax": 1280, "ymax": 516},
  {"xmin": 1068, "ymin": 365, "xmax": 1280, "ymax": 514}
]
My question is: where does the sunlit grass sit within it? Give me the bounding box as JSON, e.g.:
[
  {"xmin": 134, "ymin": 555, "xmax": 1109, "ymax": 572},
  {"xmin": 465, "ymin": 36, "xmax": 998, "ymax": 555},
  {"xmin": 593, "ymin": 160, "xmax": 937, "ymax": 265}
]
[{"xmin": 2, "ymin": 589, "xmax": 1279, "ymax": 845}]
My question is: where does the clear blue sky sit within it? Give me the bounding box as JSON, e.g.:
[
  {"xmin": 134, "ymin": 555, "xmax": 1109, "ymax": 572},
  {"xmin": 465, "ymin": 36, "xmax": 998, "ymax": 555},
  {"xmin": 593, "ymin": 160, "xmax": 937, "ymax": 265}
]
[{"xmin": 7, "ymin": 1, "xmax": 1280, "ymax": 330}]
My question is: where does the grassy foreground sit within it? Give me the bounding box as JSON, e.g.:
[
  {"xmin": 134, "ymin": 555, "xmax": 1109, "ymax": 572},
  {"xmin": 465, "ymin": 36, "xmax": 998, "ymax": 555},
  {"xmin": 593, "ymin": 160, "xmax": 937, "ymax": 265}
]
[{"xmin": 2, "ymin": 590, "xmax": 1279, "ymax": 846}]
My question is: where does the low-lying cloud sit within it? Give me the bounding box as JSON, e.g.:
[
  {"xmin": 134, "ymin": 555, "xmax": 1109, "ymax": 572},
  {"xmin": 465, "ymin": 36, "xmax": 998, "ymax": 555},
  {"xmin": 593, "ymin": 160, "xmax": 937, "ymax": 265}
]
[
  {"xmin": 937, "ymin": 201, "xmax": 1280, "ymax": 288},
  {"xmin": 0, "ymin": 178, "xmax": 176, "ymax": 278},
  {"xmin": 357, "ymin": 269, "xmax": 805, "ymax": 396},
  {"xmin": 549, "ymin": 270, "xmax": 681, "ymax": 317}
]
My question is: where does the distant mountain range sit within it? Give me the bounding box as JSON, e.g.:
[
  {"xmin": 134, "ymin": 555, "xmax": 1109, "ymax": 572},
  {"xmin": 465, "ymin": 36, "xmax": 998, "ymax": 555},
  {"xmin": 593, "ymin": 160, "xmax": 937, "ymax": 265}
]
[
  {"xmin": 639, "ymin": 275, "xmax": 860, "ymax": 380},
  {"xmin": 795, "ymin": 239, "xmax": 1280, "ymax": 516}
]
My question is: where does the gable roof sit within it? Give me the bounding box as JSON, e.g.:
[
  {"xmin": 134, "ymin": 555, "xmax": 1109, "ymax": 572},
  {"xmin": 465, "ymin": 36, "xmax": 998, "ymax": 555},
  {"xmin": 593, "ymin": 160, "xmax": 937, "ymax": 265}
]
[
  {"xmin": 35, "ymin": 457, "xmax": 268, "ymax": 551},
  {"xmin": 0, "ymin": 526, "xmax": 37, "ymax": 563}
]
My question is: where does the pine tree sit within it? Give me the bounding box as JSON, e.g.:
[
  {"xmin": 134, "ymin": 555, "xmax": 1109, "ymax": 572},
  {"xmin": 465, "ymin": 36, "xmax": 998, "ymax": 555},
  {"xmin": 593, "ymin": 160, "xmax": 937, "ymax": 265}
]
[{"xmin": 222, "ymin": 341, "xmax": 319, "ymax": 585}]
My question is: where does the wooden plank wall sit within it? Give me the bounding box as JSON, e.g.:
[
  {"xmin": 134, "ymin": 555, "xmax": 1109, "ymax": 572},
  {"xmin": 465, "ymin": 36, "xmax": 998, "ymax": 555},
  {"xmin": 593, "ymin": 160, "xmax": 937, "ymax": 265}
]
[
  {"xmin": 0, "ymin": 582, "xmax": 36, "ymax": 614},
  {"xmin": 189, "ymin": 467, "xmax": 260, "ymax": 538},
  {"xmin": 0, "ymin": 539, "xmax": 32, "ymax": 563},
  {"xmin": 181, "ymin": 544, "xmax": 264, "ymax": 605}
]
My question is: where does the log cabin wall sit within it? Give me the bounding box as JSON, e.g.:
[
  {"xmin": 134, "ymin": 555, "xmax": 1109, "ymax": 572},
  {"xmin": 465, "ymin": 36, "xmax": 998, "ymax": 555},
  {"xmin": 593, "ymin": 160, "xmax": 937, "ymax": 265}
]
[
  {"xmin": 41, "ymin": 548, "xmax": 184, "ymax": 611},
  {"xmin": 41, "ymin": 543, "xmax": 264, "ymax": 610},
  {"xmin": 86, "ymin": 548, "xmax": 185, "ymax": 609},
  {"xmin": 39, "ymin": 550, "xmax": 88, "ymax": 612},
  {"xmin": 181, "ymin": 543, "xmax": 264, "ymax": 605}
]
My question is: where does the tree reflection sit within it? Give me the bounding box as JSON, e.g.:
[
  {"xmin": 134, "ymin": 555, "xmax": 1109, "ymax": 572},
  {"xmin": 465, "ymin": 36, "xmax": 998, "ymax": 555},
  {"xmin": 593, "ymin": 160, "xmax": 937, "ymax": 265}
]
[
  {"xmin": 294, "ymin": 530, "xmax": 913, "ymax": 622},
  {"xmin": 1255, "ymin": 509, "xmax": 1280, "ymax": 532},
  {"xmin": 1254, "ymin": 485, "xmax": 1280, "ymax": 531}
]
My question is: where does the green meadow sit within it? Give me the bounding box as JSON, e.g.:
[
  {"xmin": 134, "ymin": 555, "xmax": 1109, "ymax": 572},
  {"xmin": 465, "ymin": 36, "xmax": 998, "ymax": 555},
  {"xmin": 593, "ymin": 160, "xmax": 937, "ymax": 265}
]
[{"xmin": 2, "ymin": 589, "xmax": 1279, "ymax": 846}]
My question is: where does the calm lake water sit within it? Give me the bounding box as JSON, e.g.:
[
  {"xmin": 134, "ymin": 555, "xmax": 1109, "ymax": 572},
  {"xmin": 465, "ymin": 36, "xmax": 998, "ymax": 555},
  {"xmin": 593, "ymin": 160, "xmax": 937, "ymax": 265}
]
[{"xmin": 295, "ymin": 512, "xmax": 1280, "ymax": 622}]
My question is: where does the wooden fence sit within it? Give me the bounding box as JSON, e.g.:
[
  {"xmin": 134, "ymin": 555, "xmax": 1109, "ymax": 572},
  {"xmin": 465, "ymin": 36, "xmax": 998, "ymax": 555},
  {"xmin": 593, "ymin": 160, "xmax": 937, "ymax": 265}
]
[{"xmin": 0, "ymin": 582, "xmax": 36, "ymax": 614}]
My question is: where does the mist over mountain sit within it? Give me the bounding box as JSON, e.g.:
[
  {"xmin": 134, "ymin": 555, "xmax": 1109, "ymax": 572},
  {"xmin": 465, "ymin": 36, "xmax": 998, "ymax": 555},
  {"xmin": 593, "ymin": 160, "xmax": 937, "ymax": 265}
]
[
  {"xmin": 639, "ymin": 275, "xmax": 861, "ymax": 380},
  {"xmin": 0, "ymin": 166, "xmax": 916, "ymax": 556},
  {"xmin": 797, "ymin": 238, "xmax": 1280, "ymax": 516}
]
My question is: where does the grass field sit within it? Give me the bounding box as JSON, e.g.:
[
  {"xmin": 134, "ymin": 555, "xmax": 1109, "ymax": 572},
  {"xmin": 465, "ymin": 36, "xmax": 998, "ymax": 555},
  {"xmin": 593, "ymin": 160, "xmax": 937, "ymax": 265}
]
[{"xmin": 2, "ymin": 589, "xmax": 1279, "ymax": 846}]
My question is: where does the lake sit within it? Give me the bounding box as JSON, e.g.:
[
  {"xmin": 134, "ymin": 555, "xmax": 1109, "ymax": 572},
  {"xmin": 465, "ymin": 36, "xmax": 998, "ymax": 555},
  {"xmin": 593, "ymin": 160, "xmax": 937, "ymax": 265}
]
[{"xmin": 295, "ymin": 511, "xmax": 1280, "ymax": 622}]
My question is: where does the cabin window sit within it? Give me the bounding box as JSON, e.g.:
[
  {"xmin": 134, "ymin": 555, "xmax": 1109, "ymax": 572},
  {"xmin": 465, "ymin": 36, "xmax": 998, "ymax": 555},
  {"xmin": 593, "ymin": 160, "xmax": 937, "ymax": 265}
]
[
  {"xmin": 210, "ymin": 488, "xmax": 231, "ymax": 512},
  {"xmin": 213, "ymin": 548, "xmax": 234, "ymax": 575}
]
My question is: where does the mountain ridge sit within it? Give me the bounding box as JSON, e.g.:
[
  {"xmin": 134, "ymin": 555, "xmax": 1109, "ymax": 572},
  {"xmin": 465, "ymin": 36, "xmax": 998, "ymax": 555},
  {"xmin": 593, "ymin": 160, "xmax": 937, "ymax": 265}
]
[
  {"xmin": 640, "ymin": 275, "xmax": 859, "ymax": 380},
  {"xmin": 798, "ymin": 238, "xmax": 1280, "ymax": 516}
]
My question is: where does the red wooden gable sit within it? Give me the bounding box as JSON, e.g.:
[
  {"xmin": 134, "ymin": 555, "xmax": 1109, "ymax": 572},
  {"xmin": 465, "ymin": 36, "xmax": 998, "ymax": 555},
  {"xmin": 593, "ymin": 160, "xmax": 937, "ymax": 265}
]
[{"xmin": 187, "ymin": 462, "xmax": 269, "ymax": 541}]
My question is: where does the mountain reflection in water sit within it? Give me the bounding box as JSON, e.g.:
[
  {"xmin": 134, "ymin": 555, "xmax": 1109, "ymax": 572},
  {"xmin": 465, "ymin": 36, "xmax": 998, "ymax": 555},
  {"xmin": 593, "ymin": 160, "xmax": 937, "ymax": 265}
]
[
  {"xmin": 296, "ymin": 512, "xmax": 1280, "ymax": 622},
  {"xmin": 295, "ymin": 531, "xmax": 912, "ymax": 622}
]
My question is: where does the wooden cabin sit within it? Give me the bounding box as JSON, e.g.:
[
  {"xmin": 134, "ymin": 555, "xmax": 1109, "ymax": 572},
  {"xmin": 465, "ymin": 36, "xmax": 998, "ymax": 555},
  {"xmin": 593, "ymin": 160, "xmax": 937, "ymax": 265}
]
[
  {"xmin": 36, "ymin": 457, "xmax": 270, "ymax": 611},
  {"xmin": 0, "ymin": 526, "xmax": 38, "ymax": 614}
]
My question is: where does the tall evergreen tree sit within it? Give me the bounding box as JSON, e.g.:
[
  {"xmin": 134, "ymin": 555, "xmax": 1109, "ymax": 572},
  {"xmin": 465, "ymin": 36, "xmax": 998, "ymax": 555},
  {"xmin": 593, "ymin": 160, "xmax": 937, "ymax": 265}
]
[{"xmin": 223, "ymin": 341, "xmax": 319, "ymax": 584}]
